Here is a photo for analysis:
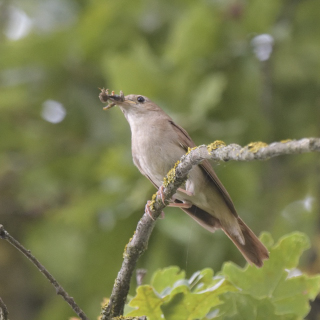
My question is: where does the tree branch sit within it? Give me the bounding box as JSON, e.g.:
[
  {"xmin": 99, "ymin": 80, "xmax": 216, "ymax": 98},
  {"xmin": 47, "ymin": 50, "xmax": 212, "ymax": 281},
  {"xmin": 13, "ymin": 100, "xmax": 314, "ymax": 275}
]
[
  {"xmin": 0, "ymin": 297, "xmax": 9, "ymax": 320},
  {"xmin": 205, "ymin": 138, "xmax": 320, "ymax": 162},
  {"xmin": 101, "ymin": 137, "xmax": 320, "ymax": 319},
  {"xmin": 0, "ymin": 225, "xmax": 89, "ymax": 320}
]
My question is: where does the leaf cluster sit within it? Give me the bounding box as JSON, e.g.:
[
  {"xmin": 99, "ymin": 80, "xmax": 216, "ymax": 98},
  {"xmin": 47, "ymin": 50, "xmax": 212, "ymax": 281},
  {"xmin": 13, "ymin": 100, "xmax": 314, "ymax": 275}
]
[{"xmin": 125, "ymin": 232, "xmax": 320, "ymax": 320}]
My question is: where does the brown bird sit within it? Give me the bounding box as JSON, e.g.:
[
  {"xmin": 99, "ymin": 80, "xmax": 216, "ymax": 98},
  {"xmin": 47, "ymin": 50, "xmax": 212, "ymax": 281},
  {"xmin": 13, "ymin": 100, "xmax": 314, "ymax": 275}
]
[{"xmin": 100, "ymin": 90, "xmax": 269, "ymax": 267}]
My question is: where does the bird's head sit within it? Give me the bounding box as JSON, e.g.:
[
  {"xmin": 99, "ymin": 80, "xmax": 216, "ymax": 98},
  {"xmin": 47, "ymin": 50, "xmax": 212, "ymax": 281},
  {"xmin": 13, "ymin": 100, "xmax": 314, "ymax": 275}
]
[{"xmin": 99, "ymin": 89, "xmax": 160, "ymax": 115}]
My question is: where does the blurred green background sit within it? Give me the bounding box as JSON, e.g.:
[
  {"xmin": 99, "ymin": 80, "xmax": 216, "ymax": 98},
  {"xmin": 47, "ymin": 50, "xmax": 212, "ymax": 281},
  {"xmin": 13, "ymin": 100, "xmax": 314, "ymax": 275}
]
[{"xmin": 0, "ymin": 0, "xmax": 320, "ymax": 319}]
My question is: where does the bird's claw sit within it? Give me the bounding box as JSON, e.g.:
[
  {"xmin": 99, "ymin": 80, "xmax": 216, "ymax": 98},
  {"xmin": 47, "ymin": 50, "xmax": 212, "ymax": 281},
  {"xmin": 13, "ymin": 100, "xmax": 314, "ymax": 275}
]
[
  {"xmin": 145, "ymin": 201, "xmax": 155, "ymax": 220},
  {"xmin": 157, "ymin": 186, "xmax": 167, "ymax": 205},
  {"xmin": 157, "ymin": 186, "xmax": 192, "ymax": 209},
  {"xmin": 145, "ymin": 201, "xmax": 165, "ymax": 220}
]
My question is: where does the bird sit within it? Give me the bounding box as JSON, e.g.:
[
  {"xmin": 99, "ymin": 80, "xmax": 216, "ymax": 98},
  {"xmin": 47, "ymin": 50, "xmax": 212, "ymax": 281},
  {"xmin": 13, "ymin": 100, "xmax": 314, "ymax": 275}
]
[{"xmin": 99, "ymin": 89, "xmax": 269, "ymax": 267}]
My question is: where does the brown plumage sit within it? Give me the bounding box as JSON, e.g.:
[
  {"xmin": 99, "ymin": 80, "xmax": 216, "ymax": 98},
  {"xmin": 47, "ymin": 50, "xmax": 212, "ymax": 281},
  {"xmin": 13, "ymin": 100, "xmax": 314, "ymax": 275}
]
[{"xmin": 104, "ymin": 93, "xmax": 269, "ymax": 267}]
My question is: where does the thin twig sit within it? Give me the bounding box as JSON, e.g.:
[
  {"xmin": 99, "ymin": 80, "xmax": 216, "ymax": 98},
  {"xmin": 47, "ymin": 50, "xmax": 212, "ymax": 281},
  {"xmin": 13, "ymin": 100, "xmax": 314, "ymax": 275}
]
[
  {"xmin": 136, "ymin": 269, "xmax": 147, "ymax": 286},
  {"xmin": 0, "ymin": 297, "xmax": 9, "ymax": 320},
  {"xmin": 101, "ymin": 137, "xmax": 320, "ymax": 320},
  {"xmin": 0, "ymin": 225, "xmax": 89, "ymax": 320}
]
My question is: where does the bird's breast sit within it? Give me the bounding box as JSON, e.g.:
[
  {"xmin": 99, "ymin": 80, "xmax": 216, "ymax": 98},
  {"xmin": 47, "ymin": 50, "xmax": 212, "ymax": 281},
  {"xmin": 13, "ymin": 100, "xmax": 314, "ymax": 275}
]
[{"xmin": 131, "ymin": 124, "xmax": 185, "ymax": 187}]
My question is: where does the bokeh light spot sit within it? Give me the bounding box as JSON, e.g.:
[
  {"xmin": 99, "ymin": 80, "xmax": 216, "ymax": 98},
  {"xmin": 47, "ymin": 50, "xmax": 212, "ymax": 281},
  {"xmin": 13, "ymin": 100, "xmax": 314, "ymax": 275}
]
[{"xmin": 41, "ymin": 100, "xmax": 66, "ymax": 124}]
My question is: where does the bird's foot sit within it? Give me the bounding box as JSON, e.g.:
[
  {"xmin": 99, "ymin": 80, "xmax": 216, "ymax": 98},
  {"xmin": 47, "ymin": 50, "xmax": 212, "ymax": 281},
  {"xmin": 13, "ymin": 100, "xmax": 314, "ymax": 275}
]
[
  {"xmin": 157, "ymin": 185, "xmax": 192, "ymax": 202},
  {"xmin": 167, "ymin": 201, "xmax": 192, "ymax": 209},
  {"xmin": 145, "ymin": 201, "xmax": 165, "ymax": 220},
  {"xmin": 157, "ymin": 186, "xmax": 192, "ymax": 209},
  {"xmin": 157, "ymin": 185, "xmax": 167, "ymax": 204}
]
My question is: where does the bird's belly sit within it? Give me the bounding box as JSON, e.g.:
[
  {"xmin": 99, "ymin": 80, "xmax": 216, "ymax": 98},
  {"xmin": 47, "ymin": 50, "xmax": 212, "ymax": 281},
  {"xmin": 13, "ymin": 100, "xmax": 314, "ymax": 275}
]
[{"xmin": 134, "ymin": 141, "xmax": 185, "ymax": 187}]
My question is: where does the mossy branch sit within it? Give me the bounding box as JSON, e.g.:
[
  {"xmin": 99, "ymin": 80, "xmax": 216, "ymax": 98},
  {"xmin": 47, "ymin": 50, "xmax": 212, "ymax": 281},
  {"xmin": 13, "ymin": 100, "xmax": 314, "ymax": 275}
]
[
  {"xmin": 101, "ymin": 137, "xmax": 320, "ymax": 319},
  {"xmin": 206, "ymin": 138, "xmax": 320, "ymax": 161}
]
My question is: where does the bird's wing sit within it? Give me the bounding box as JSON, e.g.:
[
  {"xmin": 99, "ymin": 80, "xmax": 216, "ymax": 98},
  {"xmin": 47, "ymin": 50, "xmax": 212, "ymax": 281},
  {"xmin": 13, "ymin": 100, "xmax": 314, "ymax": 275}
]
[
  {"xmin": 169, "ymin": 120, "xmax": 238, "ymax": 216},
  {"xmin": 145, "ymin": 174, "xmax": 159, "ymax": 189},
  {"xmin": 132, "ymin": 153, "xmax": 160, "ymax": 188}
]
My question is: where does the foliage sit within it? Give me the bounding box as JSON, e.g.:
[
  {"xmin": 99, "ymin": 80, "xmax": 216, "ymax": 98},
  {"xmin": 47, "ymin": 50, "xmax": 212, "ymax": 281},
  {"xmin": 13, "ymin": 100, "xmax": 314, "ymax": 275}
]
[
  {"xmin": 0, "ymin": 0, "xmax": 320, "ymax": 319},
  {"xmin": 125, "ymin": 233, "xmax": 320, "ymax": 320}
]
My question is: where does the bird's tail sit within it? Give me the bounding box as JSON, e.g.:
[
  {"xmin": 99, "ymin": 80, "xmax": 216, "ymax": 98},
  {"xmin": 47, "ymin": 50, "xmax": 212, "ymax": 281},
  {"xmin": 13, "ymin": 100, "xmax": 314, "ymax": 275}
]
[
  {"xmin": 222, "ymin": 217, "xmax": 269, "ymax": 267},
  {"xmin": 181, "ymin": 205, "xmax": 269, "ymax": 267}
]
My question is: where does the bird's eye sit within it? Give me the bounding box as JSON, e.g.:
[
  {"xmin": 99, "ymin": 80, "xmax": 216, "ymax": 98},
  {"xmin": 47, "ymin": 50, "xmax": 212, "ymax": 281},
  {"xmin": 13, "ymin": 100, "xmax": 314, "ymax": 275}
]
[{"xmin": 137, "ymin": 96, "xmax": 145, "ymax": 103}]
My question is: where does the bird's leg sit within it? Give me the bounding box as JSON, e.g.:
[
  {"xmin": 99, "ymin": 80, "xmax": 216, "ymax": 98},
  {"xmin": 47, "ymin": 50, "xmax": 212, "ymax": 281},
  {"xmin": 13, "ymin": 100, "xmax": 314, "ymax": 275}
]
[
  {"xmin": 180, "ymin": 179, "xmax": 195, "ymax": 197},
  {"xmin": 157, "ymin": 186, "xmax": 192, "ymax": 209},
  {"xmin": 177, "ymin": 187, "xmax": 194, "ymax": 197}
]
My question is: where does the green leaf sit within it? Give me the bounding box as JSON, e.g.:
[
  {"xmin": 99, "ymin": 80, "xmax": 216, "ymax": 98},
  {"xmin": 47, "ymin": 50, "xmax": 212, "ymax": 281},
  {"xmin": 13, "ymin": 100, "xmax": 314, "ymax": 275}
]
[
  {"xmin": 215, "ymin": 293, "xmax": 298, "ymax": 320},
  {"xmin": 161, "ymin": 280, "xmax": 233, "ymax": 320},
  {"xmin": 259, "ymin": 231, "xmax": 275, "ymax": 248},
  {"xmin": 272, "ymin": 274, "xmax": 320, "ymax": 316},
  {"xmin": 222, "ymin": 232, "xmax": 311, "ymax": 297},
  {"xmin": 220, "ymin": 232, "xmax": 319, "ymax": 319},
  {"xmin": 151, "ymin": 266, "xmax": 186, "ymax": 295},
  {"xmin": 189, "ymin": 268, "xmax": 214, "ymax": 291},
  {"xmin": 127, "ymin": 285, "xmax": 163, "ymax": 319}
]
